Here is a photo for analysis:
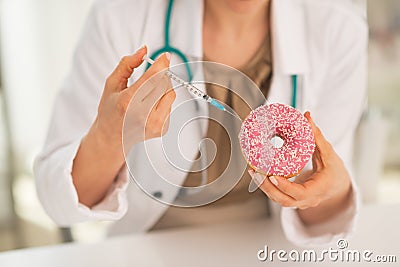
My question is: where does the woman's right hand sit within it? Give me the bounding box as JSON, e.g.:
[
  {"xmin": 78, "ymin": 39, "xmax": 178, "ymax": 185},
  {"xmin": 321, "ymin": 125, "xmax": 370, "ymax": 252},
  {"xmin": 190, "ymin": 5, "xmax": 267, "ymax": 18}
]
[
  {"xmin": 91, "ymin": 46, "xmax": 175, "ymax": 154},
  {"xmin": 72, "ymin": 46, "xmax": 175, "ymax": 207}
]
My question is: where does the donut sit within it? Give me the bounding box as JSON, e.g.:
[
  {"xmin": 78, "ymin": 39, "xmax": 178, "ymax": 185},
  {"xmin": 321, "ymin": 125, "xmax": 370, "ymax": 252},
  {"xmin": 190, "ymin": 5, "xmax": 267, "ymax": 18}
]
[{"xmin": 238, "ymin": 103, "xmax": 315, "ymax": 178}]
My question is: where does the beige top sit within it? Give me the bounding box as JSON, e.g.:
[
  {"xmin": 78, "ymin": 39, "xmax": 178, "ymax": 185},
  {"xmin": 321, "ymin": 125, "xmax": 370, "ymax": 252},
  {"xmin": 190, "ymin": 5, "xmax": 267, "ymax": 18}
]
[{"xmin": 151, "ymin": 33, "xmax": 273, "ymax": 231}]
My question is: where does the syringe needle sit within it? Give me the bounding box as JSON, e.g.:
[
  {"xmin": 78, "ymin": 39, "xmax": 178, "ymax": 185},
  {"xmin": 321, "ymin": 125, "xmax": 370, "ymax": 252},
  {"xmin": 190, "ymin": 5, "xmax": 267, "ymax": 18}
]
[
  {"xmin": 142, "ymin": 55, "xmax": 226, "ymax": 111},
  {"xmin": 143, "ymin": 55, "xmax": 155, "ymax": 65}
]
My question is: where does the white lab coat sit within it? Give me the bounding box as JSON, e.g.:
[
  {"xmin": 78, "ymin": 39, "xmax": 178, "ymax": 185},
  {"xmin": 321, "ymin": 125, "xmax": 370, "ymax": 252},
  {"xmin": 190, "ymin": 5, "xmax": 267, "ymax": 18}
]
[{"xmin": 34, "ymin": 0, "xmax": 368, "ymax": 247}]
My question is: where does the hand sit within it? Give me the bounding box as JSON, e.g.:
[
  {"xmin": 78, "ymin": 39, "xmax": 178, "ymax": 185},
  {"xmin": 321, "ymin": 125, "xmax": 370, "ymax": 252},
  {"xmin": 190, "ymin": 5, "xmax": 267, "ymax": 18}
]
[
  {"xmin": 72, "ymin": 46, "xmax": 175, "ymax": 207},
  {"xmin": 248, "ymin": 112, "xmax": 352, "ymax": 224},
  {"xmin": 91, "ymin": 46, "xmax": 175, "ymax": 151}
]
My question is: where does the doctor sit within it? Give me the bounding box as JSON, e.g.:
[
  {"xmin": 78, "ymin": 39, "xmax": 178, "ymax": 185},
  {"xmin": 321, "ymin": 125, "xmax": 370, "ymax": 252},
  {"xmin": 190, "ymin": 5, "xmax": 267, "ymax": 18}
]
[{"xmin": 35, "ymin": 0, "xmax": 367, "ymax": 247}]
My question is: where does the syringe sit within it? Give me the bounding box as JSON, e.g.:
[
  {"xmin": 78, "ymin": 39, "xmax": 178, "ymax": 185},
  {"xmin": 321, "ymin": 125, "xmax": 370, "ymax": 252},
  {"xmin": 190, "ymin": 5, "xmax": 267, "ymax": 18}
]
[{"xmin": 142, "ymin": 55, "xmax": 226, "ymax": 111}]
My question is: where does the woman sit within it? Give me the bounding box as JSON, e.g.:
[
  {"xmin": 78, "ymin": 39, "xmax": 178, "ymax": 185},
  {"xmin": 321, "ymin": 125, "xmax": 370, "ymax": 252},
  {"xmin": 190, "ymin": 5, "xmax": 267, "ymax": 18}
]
[{"xmin": 35, "ymin": 0, "xmax": 367, "ymax": 246}]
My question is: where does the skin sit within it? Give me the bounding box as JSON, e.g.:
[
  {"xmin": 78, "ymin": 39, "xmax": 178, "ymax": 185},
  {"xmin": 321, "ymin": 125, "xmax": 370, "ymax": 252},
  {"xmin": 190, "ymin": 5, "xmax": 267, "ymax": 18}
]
[
  {"xmin": 249, "ymin": 112, "xmax": 352, "ymax": 225},
  {"xmin": 72, "ymin": 47, "xmax": 175, "ymax": 207},
  {"xmin": 203, "ymin": 0, "xmax": 270, "ymax": 69},
  {"xmin": 72, "ymin": 0, "xmax": 353, "ymax": 226}
]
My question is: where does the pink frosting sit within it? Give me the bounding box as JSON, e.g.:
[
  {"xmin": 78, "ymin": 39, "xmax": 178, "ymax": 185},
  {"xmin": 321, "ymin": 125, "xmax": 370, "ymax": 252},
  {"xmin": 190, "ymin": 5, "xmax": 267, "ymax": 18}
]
[{"xmin": 239, "ymin": 103, "xmax": 315, "ymax": 177}]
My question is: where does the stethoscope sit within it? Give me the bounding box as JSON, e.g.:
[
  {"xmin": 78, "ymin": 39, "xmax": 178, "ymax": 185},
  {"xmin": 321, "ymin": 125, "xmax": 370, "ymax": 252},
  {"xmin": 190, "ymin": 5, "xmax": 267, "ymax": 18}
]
[
  {"xmin": 147, "ymin": 0, "xmax": 299, "ymax": 194},
  {"xmin": 147, "ymin": 0, "xmax": 299, "ymax": 109}
]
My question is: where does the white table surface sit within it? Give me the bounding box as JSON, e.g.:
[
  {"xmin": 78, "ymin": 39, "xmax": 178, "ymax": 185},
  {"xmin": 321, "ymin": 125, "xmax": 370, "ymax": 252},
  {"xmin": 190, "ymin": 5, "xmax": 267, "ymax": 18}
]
[{"xmin": 0, "ymin": 203, "xmax": 399, "ymax": 267}]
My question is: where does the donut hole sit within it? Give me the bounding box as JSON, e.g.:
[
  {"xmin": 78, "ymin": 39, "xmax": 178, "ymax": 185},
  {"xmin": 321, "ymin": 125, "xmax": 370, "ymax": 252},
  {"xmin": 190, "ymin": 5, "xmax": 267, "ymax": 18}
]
[{"xmin": 270, "ymin": 135, "xmax": 285, "ymax": 149}]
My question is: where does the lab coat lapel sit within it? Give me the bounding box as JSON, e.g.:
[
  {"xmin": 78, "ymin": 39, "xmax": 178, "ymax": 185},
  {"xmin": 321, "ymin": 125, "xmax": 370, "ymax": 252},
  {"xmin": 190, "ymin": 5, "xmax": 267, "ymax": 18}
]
[
  {"xmin": 169, "ymin": 0, "xmax": 209, "ymax": 134},
  {"xmin": 269, "ymin": 0, "xmax": 313, "ymax": 110},
  {"xmin": 169, "ymin": 0, "xmax": 204, "ymax": 60},
  {"xmin": 271, "ymin": 0, "xmax": 310, "ymax": 75}
]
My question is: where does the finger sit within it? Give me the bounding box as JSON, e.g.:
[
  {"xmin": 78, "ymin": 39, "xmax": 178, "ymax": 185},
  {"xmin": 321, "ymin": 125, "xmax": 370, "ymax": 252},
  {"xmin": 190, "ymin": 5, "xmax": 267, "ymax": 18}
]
[
  {"xmin": 258, "ymin": 175, "xmax": 296, "ymax": 207},
  {"xmin": 293, "ymin": 169, "xmax": 313, "ymax": 184},
  {"xmin": 312, "ymin": 147, "xmax": 324, "ymax": 170},
  {"xmin": 155, "ymin": 89, "xmax": 176, "ymax": 112},
  {"xmin": 268, "ymin": 175, "xmax": 322, "ymax": 209},
  {"xmin": 143, "ymin": 89, "xmax": 176, "ymax": 138},
  {"xmin": 157, "ymin": 90, "xmax": 176, "ymax": 134},
  {"xmin": 141, "ymin": 73, "xmax": 172, "ymax": 106},
  {"xmin": 148, "ymin": 90, "xmax": 175, "ymax": 129},
  {"xmin": 268, "ymin": 176, "xmax": 307, "ymax": 200},
  {"xmin": 155, "ymin": 76, "xmax": 173, "ymax": 109},
  {"xmin": 107, "ymin": 46, "xmax": 147, "ymax": 92},
  {"xmin": 248, "ymin": 169, "xmax": 267, "ymax": 187},
  {"xmin": 123, "ymin": 52, "xmax": 171, "ymax": 100},
  {"xmin": 304, "ymin": 112, "xmax": 333, "ymax": 157}
]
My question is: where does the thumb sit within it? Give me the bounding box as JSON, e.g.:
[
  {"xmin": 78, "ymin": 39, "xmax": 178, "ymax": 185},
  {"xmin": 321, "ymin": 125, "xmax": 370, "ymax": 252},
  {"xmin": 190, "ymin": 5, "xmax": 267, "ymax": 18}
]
[
  {"xmin": 122, "ymin": 52, "xmax": 171, "ymax": 100},
  {"xmin": 105, "ymin": 46, "xmax": 148, "ymax": 92},
  {"xmin": 304, "ymin": 111, "xmax": 332, "ymax": 159},
  {"xmin": 312, "ymin": 146, "xmax": 323, "ymax": 171}
]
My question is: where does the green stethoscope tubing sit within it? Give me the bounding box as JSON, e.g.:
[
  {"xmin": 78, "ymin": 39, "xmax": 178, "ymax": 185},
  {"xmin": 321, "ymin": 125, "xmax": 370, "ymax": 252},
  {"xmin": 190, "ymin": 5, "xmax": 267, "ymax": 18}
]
[
  {"xmin": 147, "ymin": 0, "xmax": 193, "ymax": 82},
  {"xmin": 291, "ymin": 75, "xmax": 298, "ymax": 108},
  {"xmin": 148, "ymin": 0, "xmax": 298, "ymax": 109}
]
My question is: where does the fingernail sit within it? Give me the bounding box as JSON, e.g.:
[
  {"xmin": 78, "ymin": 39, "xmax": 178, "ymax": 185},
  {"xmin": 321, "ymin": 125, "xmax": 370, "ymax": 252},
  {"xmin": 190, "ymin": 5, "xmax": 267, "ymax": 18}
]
[
  {"xmin": 165, "ymin": 52, "xmax": 171, "ymax": 61},
  {"xmin": 269, "ymin": 176, "xmax": 278, "ymax": 186},
  {"xmin": 135, "ymin": 45, "xmax": 146, "ymax": 53},
  {"xmin": 253, "ymin": 173, "xmax": 265, "ymax": 186},
  {"xmin": 248, "ymin": 168, "xmax": 255, "ymax": 175}
]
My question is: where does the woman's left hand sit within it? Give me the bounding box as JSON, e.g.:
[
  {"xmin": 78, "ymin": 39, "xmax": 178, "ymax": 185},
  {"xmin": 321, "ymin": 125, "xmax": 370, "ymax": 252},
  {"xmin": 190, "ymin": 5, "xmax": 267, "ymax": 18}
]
[{"xmin": 248, "ymin": 112, "xmax": 353, "ymax": 225}]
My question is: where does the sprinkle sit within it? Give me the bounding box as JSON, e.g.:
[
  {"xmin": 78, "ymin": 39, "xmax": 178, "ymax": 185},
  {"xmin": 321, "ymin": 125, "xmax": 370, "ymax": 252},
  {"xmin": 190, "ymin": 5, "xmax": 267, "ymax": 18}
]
[{"xmin": 238, "ymin": 103, "xmax": 316, "ymax": 178}]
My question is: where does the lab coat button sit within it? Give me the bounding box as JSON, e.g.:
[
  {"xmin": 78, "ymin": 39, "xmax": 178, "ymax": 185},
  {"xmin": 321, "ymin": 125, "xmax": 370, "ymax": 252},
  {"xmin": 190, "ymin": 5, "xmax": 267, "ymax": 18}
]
[{"xmin": 153, "ymin": 191, "xmax": 163, "ymax": 199}]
